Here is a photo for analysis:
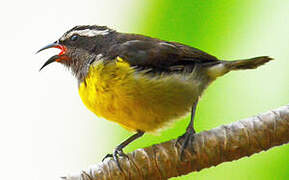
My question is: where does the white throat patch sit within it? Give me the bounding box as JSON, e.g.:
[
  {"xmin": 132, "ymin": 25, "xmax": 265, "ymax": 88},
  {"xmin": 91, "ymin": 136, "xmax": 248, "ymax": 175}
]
[{"xmin": 60, "ymin": 29, "xmax": 111, "ymax": 41}]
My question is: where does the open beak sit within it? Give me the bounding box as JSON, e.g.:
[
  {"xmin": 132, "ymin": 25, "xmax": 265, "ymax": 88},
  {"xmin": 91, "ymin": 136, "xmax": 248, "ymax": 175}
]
[{"xmin": 37, "ymin": 41, "xmax": 67, "ymax": 71}]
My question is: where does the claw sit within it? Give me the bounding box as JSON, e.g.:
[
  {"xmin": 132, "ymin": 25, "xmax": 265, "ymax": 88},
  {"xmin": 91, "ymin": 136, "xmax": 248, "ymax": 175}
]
[
  {"xmin": 102, "ymin": 148, "xmax": 129, "ymax": 171},
  {"xmin": 101, "ymin": 131, "xmax": 144, "ymax": 171},
  {"xmin": 176, "ymin": 130, "xmax": 195, "ymax": 161},
  {"xmin": 102, "ymin": 153, "xmax": 113, "ymax": 162},
  {"xmin": 113, "ymin": 148, "xmax": 129, "ymax": 171}
]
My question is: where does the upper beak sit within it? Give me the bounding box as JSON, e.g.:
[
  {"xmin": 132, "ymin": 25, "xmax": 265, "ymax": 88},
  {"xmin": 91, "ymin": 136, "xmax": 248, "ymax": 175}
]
[
  {"xmin": 36, "ymin": 41, "xmax": 60, "ymax": 54},
  {"xmin": 37, "ymin": 41, "xmax": 66, "ymax": 71}
]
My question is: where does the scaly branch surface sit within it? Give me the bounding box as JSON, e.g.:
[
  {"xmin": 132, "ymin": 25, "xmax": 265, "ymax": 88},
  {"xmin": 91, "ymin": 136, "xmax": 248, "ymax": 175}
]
[{"xmin": 63, "ymin": 104, "xmax": 289, "ymax": 180}]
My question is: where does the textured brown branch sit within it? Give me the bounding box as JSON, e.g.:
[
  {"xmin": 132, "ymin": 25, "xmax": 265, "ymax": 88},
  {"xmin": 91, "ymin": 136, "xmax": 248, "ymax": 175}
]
[{"xmin": 63, "ymin": 104, "xmax": 289, "ymax": 180}]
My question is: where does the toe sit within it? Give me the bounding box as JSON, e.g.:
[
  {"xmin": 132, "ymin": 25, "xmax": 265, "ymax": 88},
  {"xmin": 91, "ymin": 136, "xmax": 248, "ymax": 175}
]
[
  {"xmin": 102, "ymin": 153, "xmax": 113, "ymax": 162},
  {"xmin": 178, "ymin": 132, "xmax": 195, "ymax": 161},
  {"xmin": 113, "ymin": 149, "xmax": 129, "ymax": 171}
]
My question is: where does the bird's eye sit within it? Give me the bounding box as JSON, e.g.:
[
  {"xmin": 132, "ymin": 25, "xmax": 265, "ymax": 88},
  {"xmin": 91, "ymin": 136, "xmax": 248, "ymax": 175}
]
[{"xmin": 70, "ymin": 34, "xmax": 78, "ymax": 41}]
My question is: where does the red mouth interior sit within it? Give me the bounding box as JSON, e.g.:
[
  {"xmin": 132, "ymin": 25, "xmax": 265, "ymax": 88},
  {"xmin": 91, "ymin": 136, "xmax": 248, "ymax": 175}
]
[
  {"xmin": 54, "ymin": 45, "xmax": 68, "ymax": 62},
  {"xmin": 54, "ymin": 45, "xmax": 67, "ymax": 56}
]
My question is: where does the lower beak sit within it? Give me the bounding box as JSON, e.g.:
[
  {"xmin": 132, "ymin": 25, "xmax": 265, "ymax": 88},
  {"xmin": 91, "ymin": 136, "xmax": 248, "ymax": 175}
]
[
  {"xmin": 37, "ymin": 41, "xmax": 66, "ymax": 71},
  {"xmin": 39, "ymin": 55, "xmax": 60, "ymax": 71}
]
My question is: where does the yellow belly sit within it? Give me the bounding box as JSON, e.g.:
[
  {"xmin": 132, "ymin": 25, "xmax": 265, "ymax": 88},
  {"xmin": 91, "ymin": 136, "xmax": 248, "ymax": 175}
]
[{"xmin": 78, "ymin": 60, "xmax": 201, "ymax": 133}]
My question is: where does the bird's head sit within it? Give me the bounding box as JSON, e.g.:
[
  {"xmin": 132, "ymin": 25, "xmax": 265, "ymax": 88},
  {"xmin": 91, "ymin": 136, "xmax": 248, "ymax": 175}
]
[{"xmin": 37, "ymin": 25, "xmax": 116, "ymax": 79}]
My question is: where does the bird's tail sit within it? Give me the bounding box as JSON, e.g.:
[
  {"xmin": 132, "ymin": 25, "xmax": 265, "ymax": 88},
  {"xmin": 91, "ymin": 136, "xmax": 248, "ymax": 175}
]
[
  {"xmin": 223, "ymin": 56, "xmax": 273, "ymax": 70},
  {"xmin": 207, "ymin": 56, "xmax": 273, "ymax": 78}
]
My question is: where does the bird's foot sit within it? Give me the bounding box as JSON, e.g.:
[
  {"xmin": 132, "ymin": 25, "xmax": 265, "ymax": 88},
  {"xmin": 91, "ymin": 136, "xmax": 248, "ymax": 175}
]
[
  {"xmin": 175, "ymin": 130, "xmax": 195, "ymax": 161},
  {"xmin": 102, "ymin": 147, "xmax": 129, "ymax": 171}
]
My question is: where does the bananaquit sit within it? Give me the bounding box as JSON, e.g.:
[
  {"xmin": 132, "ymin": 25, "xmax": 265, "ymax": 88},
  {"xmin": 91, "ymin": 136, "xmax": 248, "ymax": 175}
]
[{"xmin": 37, "ymin": 25, "xmax": 272, "ymax": 167}]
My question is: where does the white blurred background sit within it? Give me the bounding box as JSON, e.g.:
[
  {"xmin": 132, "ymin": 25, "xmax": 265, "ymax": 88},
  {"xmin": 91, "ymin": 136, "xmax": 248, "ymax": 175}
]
[{"xmin": 0, "ymin": 1, "xmax": 148, "ymax": 179}]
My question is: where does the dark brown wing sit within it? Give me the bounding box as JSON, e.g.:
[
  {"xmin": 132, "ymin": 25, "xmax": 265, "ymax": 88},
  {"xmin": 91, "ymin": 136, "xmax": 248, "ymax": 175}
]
[{"xmin": 106, "ymin": 38, "xmax": 220, "ymax": 73}]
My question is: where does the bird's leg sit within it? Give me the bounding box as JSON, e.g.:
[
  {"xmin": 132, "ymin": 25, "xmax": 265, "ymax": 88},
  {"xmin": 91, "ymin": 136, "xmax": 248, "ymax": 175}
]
[
  {"xmin": 176, "ymin": 100, "xmax": 198, "ymax": 160},
  {"xmin": 102, "ymin": 130, "xmax": 144, "ymax": 170}
]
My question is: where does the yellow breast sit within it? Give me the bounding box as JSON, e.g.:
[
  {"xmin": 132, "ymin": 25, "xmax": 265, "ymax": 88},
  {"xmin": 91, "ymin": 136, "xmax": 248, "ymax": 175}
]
[{"xmin": 78, "ymin": 59, "xmax": 200, "ymax": 133}]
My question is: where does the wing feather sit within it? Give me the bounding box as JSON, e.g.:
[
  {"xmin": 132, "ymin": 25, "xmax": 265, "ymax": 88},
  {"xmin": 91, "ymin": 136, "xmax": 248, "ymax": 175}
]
[{"xmin": 106, "ymin": 38, "xmax": 220, "ymax": 73}]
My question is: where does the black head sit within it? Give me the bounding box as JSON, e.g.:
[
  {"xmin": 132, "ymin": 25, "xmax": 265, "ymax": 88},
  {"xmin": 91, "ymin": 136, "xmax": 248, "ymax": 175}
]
[
  {"xmin": 59, "ymin": 25, "xmax": 116, "ymax": 54},
  {"xmin": 37, "ymin": 25, "xmax": 116, "ymax": 80}
]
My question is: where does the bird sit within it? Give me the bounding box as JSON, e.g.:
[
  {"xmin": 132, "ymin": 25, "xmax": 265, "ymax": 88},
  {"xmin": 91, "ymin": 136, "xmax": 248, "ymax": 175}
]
[{"xmin": 37, "ymin": 25, "xmax": 272, "ymax": 169}]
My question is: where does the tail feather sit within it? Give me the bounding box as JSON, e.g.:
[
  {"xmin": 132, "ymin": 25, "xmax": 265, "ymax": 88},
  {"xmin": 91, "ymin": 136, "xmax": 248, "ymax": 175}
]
[
  {"xmin": 207, "ymin": 56, "xmax": 273, "ymax": 78},
  {"xmin": 223, "ymin": 56, "xmax": 273, "ymax": 70}
]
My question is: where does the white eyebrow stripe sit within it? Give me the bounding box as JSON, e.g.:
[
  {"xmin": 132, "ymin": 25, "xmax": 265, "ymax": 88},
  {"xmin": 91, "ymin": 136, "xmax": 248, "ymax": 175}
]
[{"xmin": 60, "ymin": 29, "xmax": 111, "ymax": 41}]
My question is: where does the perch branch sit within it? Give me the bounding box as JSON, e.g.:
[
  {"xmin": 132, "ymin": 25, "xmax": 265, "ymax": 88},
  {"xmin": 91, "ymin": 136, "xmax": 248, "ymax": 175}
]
[{"xmin": 63, "ymin": 104, "xmax": 289, "ymax": 180}]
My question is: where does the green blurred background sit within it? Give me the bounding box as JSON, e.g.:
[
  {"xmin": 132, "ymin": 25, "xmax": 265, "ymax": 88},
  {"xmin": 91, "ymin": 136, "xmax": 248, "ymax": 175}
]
[{"xmin": 118, "ymin": 0, "xmax": 289, "ymax": 179}]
